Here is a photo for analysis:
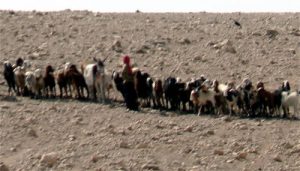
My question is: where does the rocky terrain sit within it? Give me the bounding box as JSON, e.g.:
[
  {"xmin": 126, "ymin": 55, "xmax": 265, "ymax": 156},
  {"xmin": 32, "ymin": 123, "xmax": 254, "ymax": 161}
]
[{"xmin": 0, "ymin": 11, "xmax": 300, "ymax": 171}]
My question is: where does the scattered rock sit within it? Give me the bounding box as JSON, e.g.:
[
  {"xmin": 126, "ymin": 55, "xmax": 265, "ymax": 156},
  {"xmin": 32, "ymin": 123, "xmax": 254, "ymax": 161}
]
[
  {"xmin": 182, "ymin": 147, "xmax": 192, "ymax": 154},
  {"xmin": 226, "ymin": 159, "xmax": 234, "ymax": 163},
  {"xmin": 266, "ymin": 29, "xmax": 279, "ymax": 39},
  {"xmin": 290, "ymin": 28, "xmax": 300, "ymax": 36},
  {"xmin": 136, "ymin": 142, "xmax": 149, "ymax": 149},
  {"xmin": 252, "ymin": 32, "xmax": 262, "ymax": 36},
  {"xmin": 27, "ymin": 128, "xmax": 38, "ymax": 137},
  {"xmin": 111, "ymin": 40, "xmax": 122, "ymax": 53},
  {"xmin": 287, "ymin": 48, "xmax": 296, "ymax": 54},
  {"xmin": 135, "ymin": 45, "xmax": 150, "ymax": 54},
  {"xmin": 141, "ymin": 163, "xmax": 160, "ymax": 170},
  {"xmin": 203, "ymin": 130, "xmax": 215, "ymax": 136},
  {"xmin": 119, "ymin": 141, "xmax": 130, "ymax": 148},
  {"xmin": 220, "ymin": 39, "xmax": 237, "ymax": 53},
  {"xmin": 291, "ymin": 144, "xmax": 300, "ymax": 154},
  {"xmin": 0, "ymin": 162, "xmax": 9, "ymax": 171},
  {"xmin": 235, "ymin": 152, "xmax": 247, "ymax": 160},
  {"xmin": 179, "ymin": 38, "xmax": 191, "ymax": 44},
  {"xmin": 184, "ymin": 126, "xmax": 193, "ymax": 132},
  {"xmin": 68, "ymin": 134, "xmax": 76, "ymax": 141},
  {"xmin": 193, "ymin": 56, "xmax": 202, "ymax": 61},
  {"xmin": 222, "ymin": 116, "xmax": 233, "ymax": 122},
  {"xmin": 10, "ymin": 147, "xmax": 16, "ymax": 152},
  {"xmin": 40, "ymin": 152, "xmax": 59, "ymax": 167},
  {"xmin": 273, "ymin": 154, "xmax": 282, "ymax": 162},
  {"xmin": 282, "ymin": 142, "xmax": 293, "ymax": 149},
  {"xmin": 213, "ymin": 149, "xmax": 224, "ymax": 155},
  {"xmin": 91, "ymin": 155, "xmax": 100, "ymax": 163},
  {"xmin": 0, "ymin": 105, "xmax": 10, "ymax": 109}
]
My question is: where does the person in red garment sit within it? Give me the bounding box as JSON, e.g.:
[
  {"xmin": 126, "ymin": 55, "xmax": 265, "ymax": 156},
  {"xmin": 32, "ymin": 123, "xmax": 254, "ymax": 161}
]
[{"xmin": 121, "ymin": 55, "xmax": 138, "ymax": 111}]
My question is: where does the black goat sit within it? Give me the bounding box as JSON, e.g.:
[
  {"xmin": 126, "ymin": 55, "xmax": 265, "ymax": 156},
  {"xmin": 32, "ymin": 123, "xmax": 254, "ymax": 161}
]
[
  {"xmin": 163, "ymin": 77, "xmax": 178, "ymax": 110},
  {"xmin": 44, "ymin": 65, "xmax": 56, "ymax": 98},
  {"xmin": 134, "ymin": 71, "xmax": 153, "ymax": 107},
  {"xmin": 3, "ymin": 61, "xmax": 16, "ymax": 95}
]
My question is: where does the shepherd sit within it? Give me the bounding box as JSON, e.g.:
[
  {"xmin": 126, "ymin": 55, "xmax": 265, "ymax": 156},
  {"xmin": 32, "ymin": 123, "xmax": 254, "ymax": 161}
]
[{"xmin": 122, "ymin": 55, "xmax": 139, "ymax": 111}]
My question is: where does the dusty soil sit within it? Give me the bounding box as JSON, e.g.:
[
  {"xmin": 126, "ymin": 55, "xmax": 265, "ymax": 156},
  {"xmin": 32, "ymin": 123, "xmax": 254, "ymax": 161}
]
[{"xmin": 0, "ymin": 11, "xmax": 300, "ymax": 171}]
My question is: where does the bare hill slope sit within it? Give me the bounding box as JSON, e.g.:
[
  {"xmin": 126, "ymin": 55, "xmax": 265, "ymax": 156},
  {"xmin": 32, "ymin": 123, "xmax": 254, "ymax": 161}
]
[{"xmin": 0, "ymin": 11, "xmax": 300, "ymax": 171}]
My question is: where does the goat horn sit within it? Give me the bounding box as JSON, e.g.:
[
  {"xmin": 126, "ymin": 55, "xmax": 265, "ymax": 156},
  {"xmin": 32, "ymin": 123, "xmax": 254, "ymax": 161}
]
[{"xmin": 102, "ymin": 56, "xmax": 109, "ymax": 62}]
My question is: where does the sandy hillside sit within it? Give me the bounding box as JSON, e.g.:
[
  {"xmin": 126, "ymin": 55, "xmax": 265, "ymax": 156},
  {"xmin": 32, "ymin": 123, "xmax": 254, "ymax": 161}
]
[{"xmin": 0, "ymin": 11, "xmax": 300, "ymax": 171}]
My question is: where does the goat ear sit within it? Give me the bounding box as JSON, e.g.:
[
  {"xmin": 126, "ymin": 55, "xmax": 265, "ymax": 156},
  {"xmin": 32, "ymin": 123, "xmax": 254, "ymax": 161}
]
[{"xmin": 93, "ymin": 57, "xmax": 98, "ymax": 62}]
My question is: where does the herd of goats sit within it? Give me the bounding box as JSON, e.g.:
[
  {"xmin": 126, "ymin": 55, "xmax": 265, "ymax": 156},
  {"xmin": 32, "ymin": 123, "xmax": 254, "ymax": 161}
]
[{"xmin": 2, "ymin": 57, "xmax": 300, "ymax": 119}]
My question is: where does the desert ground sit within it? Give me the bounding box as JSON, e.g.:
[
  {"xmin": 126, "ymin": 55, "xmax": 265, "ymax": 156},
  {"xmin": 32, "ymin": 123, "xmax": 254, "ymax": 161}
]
[{"xmin": 0, "ymin": 10, "xmax": 300, "ymax": 171}]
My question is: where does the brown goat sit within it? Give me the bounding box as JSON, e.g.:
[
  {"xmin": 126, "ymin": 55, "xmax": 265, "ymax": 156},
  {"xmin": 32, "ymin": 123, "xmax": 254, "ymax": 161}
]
[
  {"xmin": 65, "ymin": 64, "xmax": 88, "ymax": 99},
  {"xmin": 153, "ymin": 79, "xmax": 164, "ymax": 108},
  {"xmin": 256, "ymin": 87, "xmax": 275, "ymax": 117},
  {"xmin": 13, "ymin": 66, "xmax": 26, "ymax": 96},
  {"xmin": 56, "ymin": 69, "xmax": 69, "ymax": 98}
]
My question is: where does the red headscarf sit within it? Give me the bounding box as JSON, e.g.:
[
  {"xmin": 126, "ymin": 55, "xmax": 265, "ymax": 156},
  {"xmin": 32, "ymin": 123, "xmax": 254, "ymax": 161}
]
[
  {"xmin": 122, "ymin": 55, "xmax": 132, "ymax": 74},
  {"xmin": 123, "ymin": 55, "xmax": 130, "ymax": 65}
]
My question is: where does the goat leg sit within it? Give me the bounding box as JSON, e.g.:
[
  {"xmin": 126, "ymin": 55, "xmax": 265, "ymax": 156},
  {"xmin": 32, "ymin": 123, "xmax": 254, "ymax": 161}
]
[{"xmin": 198, "ymin": 105, "xmax": 203, "ymax": 116}]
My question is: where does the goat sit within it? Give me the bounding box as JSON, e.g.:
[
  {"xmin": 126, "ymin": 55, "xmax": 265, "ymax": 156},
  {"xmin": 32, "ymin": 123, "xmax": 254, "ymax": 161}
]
[
  {"xmin": 13, "ymin": 66, "xmax": 26, "ymax": 96},
  {"xmin": 25, "ymin": 71, "xmax": 35, "ymax": 98},
  {"xmin": 65, "ymin": 64, "xmax": 88, "ymax": 99},
  {"xmin": 153, "ymin": 79, "xmax": 164, "ymax": 108},
  {"xmin": 177, "ymin": 81, "xmax": 193, "ymax": 112},
  {"xmin": 163, "ymin": 77, "xmax": 178, "ymax": 110},
  {"xmin": 24, "ymin": 69, "xmax": 44, "ymax": 98},
  {"xmin": 3, "ymin": 61, "xmax": 16, "ymax": 95},
  {"xmin": 273, "ymin": 80, "xmax": 291, "ymax": 116},
  {"xmin": 34, "ymin": 69, "xmax": 44, "ymax": 98},
  {"xmin": 112, "ymin": 71, "xmax": 125, "ymax": 100},
  {"xmin": 281, "ymin": 91, "xmax": 299, "ymax": 118},
  {"xmin": 44, "ymin": 65, "xmax": 56, "ymax": 98},
  {"xmin": 134, "ymin": 70, "xmax": 153, "ymax": 107},
  {"xmin": 225, "ymin": 88, "xmax": 241, "ymax": 115},
  {"xmin": 212, "ymin": 80, "xmax": 228, "ymax": 115},
  {"xmin": 256, "ymin": 87, "xmax": 276, "ymax": 117},
  {"xmin": 56, "ymin": 68, "xmax": 69, "ymax": 98},
  {"xmin": 190, "ymin": 85, "xmax": 216, "ymax": 115},
  {"xmin": 55, "ymin": 62, "xmax": 73, "ymax": 98},
  {"xmin": 83, "ymin": 57, "xmax": 108, "ymax": 103},
  {"xmin": 236, "ymin": 78, "xmax": 254, "ymax": 115}
]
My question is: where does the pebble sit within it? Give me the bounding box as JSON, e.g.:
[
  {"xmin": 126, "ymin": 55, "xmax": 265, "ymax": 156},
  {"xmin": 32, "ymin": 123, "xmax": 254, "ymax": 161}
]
[
  {"xmin": 222, "ymin": 116, "xmax": 233, "ymax": 122},
  {"xmin": 136, "ymin": 142, "xmax": 149, "ymax": 149},
  {"xmin": 68, "ymin": 135, "xmax": 76, "ymax": 141},
  {"xmin": 10, "ymin": 147, "xmax": 16, "ymax": 152},
  {"xmin": 27, "ymin": 128, "xmax": 38, "ymax": 137},
  {"xmin": 0, "ymin": 162, "xmax": 9, "ymax": 171},
  {"xmin": 235, "ymin": 152, "xmax": 247, "ymax": 160},
  {"xmin": 40, "ymin": 152, "xmax": 59, "ymax": 167},
  {"xmin": 213, "ymin": 149, "xmax": 224, "ymax": 155},
  {"xmin": 141, "ymin": 163, "xmax": 160, "ymax": 170},
  {"xmin": 291, "ymin": 144, "xmax": 300, "ymax": 154},
  {"xmin": 119, "ymin": 141, "xmax": 130, "ymax": 148},
  {"xmin": 184, "ymin": 126, "xmax": 193, "ymax": 132},
  {"xmin": 204, "ymin": 130, "xmax": 215, "ymax": 136},
  {"xmin": 273, "ymin": 154, "xmax": 282, "ymax": 162},
  {"xmin": 226, "ymin": 159, "xmax": 234, "ymax": 163}
]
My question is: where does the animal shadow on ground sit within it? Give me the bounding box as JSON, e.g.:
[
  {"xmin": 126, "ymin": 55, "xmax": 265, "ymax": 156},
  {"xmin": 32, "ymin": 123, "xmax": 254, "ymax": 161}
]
[{"xmin": 0, "ymin": 95, "xmax": 19, "ymax": 102}]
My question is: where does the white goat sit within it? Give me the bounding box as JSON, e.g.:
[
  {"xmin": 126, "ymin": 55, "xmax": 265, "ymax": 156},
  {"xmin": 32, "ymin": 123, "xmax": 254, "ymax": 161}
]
[
  {"xmin": 190, "ymin": 85, "xmax": 216, "ymax": 115},
  {"xmin": 83, "ymin": 58, "xmax": 109, "ymax": 103},
  {"xmin": 25, "ymin": 71, "xmax": 35, "ymax": 97},
  {"xmin": 281, "ymin": 91, "xmax": 299, "ymax": 118},
  {"xmin": 25, "ymin": 69, "xmax": 44, "ymax": 98}
]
